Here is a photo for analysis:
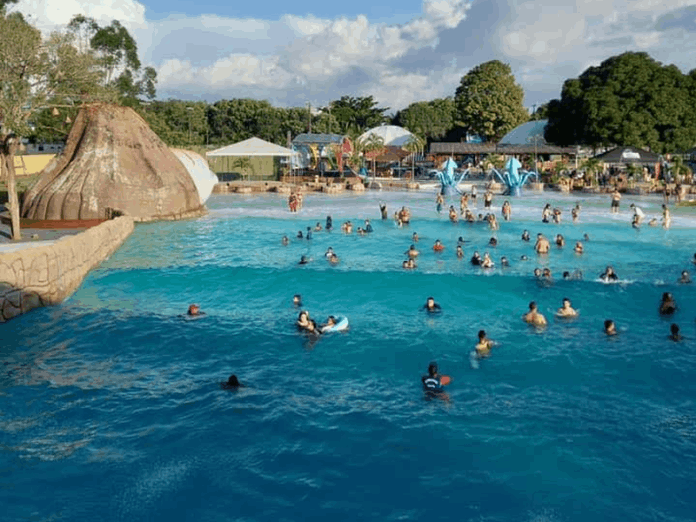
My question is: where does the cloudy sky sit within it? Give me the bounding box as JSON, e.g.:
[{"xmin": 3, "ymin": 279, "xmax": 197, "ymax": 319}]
[{"xmin": 14, "ymin": 0, "xmax": 696, "ymax": 112}]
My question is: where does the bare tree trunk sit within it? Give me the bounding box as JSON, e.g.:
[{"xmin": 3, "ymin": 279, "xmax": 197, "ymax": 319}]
[{"xmin": 2, "ymin": 137, "xmax": 22, "ymax": 240}]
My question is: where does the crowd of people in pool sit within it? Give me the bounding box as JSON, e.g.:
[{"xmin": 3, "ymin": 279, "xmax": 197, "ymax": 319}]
[{"xmin": 221, "ymin": 188, "xmax": 693, "ymax": 394}]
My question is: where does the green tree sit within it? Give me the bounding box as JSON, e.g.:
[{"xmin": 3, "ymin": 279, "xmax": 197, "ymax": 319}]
[
  {"xmin": 454, "ymin": 60, "xmax": 529, "ymax": 142},
  {"xmin": 403, "ymin": 134, "xmax": 425, "ymax": 180},
  {"xmin": 394, "ymin": 98, "xmax": 455, "ymax": 142},
  {"xmin": 546, "ymin": 52, "xmax": 696, "ymax": 153},
  {"xmin": 529, "ymin": 102, "xmax": 549, "ymax": 121},
  {"xmin": 0, "ymin": 13, "xmax": 103, "ymax": 239},
  {"xmin": 330, "ymin": 96, "xmax": 390, "ymax": 134}
]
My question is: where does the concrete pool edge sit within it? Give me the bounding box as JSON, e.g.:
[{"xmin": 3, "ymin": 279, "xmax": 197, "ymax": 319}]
[{"xmin": 0, "ymin": 216, "xmax": 135, "ymax": 322}]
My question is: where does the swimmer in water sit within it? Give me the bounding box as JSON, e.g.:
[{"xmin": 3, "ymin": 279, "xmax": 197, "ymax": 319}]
[
  {"xmin": 407, "ymin": 258, "xmax": 417, "ymax": 269},
  {"xmin": 405, "ymin": 244, "xmax": 420, "ymax": 258},
  {"xmin": 542, "ymin": 204, "xmax": 552, "ymax": 223},
  {"xmin": 448, "ymin": 206, "xmax": 459, "ymax": 223},
  {"xmin": 502, "ymin": 200, "xmax": 511, "ymax": 221},
  {"xmin": 436, "ymin": 193, "xmax": 445, "ymax": 213},
  {"xmin": 610, "ymin": 187, "xmax": 621, "ymax": 214},
  {"xmin": 221, "ymin": 374, "xmax": 244, "ymax": 390},
  {"xmin": 571, "ymin": 204, "xmax": 580, "ymax": 223},
  {"xmin": 421, "ymin": 361, "xmax": 451, "ymax": 393},
  {"xmin": 365, "ymin": 219, "xmax": 373, "ymax": 233},
  {"xmin": 402, "ymin": 260, "xmax": 410, "ymax": 269},
  {"xmin": 281, "ymin": 235, "xmax": 289, "ymax": 245},
  {"xmin": 679, "ymin": 270, "xmax": 692, "ymax": 284},
  {"xmin": 692, "ymin": 253, "xmax": 696, "ymax": 265},
  {"xmin": 648, "ymin": 218, "xmax": 658, "ymax": 227},
  {"xmin": 630, "ymin": 203, "xmax": 645, "ymax": 225},
  {"xmin": 556, "ymin": 297, "xmax": 578, "ymax": 318},
  {"xmin": 520, "ymin": 255, "xmax": 529, "ymax": 261},
  {"xmin": 555, "ymin": 234, "xmax": 565, "ymax": 247},
  {"xmin": 326, "ymin": 215, "xmax": 333, "ymax": 231},
  {"xmin": 533, "ymin": 268, "xmax": 542, "ymax": 278},
  {"xmin": 604, "ymin": 319, "xmax": 617, "ymax": 336},
  {"xmin": 535, "ymin": 233, "xmax": 550, "ymax": 254},
  {"xmin": 306, "ymin": 227, "xmax": 312, "ymax": 240},
  {"xmin": 423, "ymin": 297, "xmax": 442, "ymax": 313},
  {"xmin": 542, "ymin": 267, "xmax": 552, "ymax": 280},
  {"xmin": 488, "ymin": 214, "xmax": 499, "ymax": 230},
  {"xmin": 357, "ymin": 227, "xmax": 366, "ymax": 236},
  {"xmin": 632, "ymin": 215, "xmax": 640, "ymax": 229},
  {"xmin": 481, "ymin": 252, "xmax": 494, "ymax": 268},
  {"xmin": 433, "ymin": 239, "xmax": 445, "ymax": 252},
  {"xmin": 475, "ymin": 329, "xmax": 496, "ymax": 357},
  {"xmin": 471, "ymin": 251, "xmax": 482, "ymax": 266},
  {"xmin": 320, "ymin": 316, "xmax": 337, "ymax": 333},
  {"xmin": 379, "ymin": 203, "xmax": 388, "ymax": 220},
  {"xmin": 523, "ymin": 301, "xmax": 547, "ymax": 326},
  {"xmin": 599, "ymin": 266, "xmax": 618, "ymax": 282},
  {"xmin": 187, "ymin": 304, "xmax": 204, "ymax": 316},
  {"xmin": 412, "ymin": 232, "xmax": 419, "ymax": 243},
  {"xmin": 563, "ymin": 271, "xmax": 571, "ymax": 280},
  {"xmin": 297, "ymin": 230, "xmax": 303, "ymax": 239},
  {"xmin": 314, "ymin": 222, "xmax": 322, "ymax": 232},
  {"xmin": 325, "ymin": 247, "xmax": 335, "ymax": 258},
  {"xmin": 293, "ymin": 295, "xmax": 302, "ymax": 307},
  {"xmin": 552, "ymin": 208, "xmax": 562, "ymax": 224},
  {"xmin": 522, "ymin": 230, "xmax": 530, "ymax": 241},
  {"xmin": 662, "ymin": 204, "xmax": 671, "ymax": 229},
  {"xmin": 456, "ymin": 245, "xmax": 464, "ymax": 259},
  {"xmin": 659, "ymin": 292, "xmax": 677, "ymax": 315},
  {"xmin": 457, "ymin": 236, "xmax": 466, "ymax": 245},
  {"xmin": 583, "ymin": 233, "xmax": 590, "ymax": 241},
  {"xmin": 488, "ymin": 237, "xmax": 498, "ymax": 247},
  {"xmin": 574, "ymin": 242, "xmax": 584, "ymax": 254},
  {"xmin": 299, "ymin": 255, "xmax": 310, "ymax": 265},
  {"xmin": 465, "ymin": 210, "xmax": 475, "ymax": 222},
  {"xmin": 500, "ymin": 256, "xmax": 509, "ymax": 267},
  {"xmin": 669, "ymin": 323, "xmax": 683, "ymax": 342},
  {"xmin": 297, "ymin": 311, "xmax": 319, "ymax": 334},
  {"xmin": 329, "ymin": 253, "xmax": 340, "ymax": 265}
]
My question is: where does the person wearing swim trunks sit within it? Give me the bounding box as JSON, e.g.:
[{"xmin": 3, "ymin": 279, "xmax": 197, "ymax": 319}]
[
  {"xmin": 475, "ymin": 330, "xmax": 496, "ymax": 357},
  {"xmin": 557, "ymin": 298, "xmax": 578, "ymax": 318},
  {"xmin": 423, "ymin": 297, "xmax": 442, "ymax": 313},
  {"xmin": 610, "ymin": 188, "xmax": 621, "ymax": 214},
  {"xmin": 484, "ymin": 190, "xmax": 493, "ymax": 209},
  {"xmin": 523, "ymin": 301, "xmax": 547, "ymax": 326},
  {"xmin": 421, "ymin": 362, "xmax": 451, "ymax": 393},
  {"xmin": 604, "ymin": 319, "xmax": 617, "ymax": 336}
]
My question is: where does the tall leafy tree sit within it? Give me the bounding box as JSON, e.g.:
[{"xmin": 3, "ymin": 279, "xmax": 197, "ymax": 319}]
[
  {"xmin": 454, "ymin": 60, "xmax": 529, "ymax": 142},
  {"xmin": 330, "ymin": 96, "xmax": 390, "ymax": 134},
  {"xmin": 545, "ymin": 52, "xmax": 696, "ymax": 153},
  {"xmin": 394, "ymin": 98, "xmax": 455, "ymax": 142},
  {"xmin": 0, "ymin": 12, "xmax": 103, "ymax": 239}
]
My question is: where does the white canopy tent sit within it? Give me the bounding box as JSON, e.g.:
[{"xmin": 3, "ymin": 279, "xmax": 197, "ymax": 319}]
[{"xmin": 206, "ymin": 137, "xmax": 297, "ymax": 181}]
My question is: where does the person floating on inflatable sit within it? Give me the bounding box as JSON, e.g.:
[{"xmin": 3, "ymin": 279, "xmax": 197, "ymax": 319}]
[
  {"xmin": 433, "ymin": 239, "xmax": 445, "ymax": 252},
  {"xmin": 421, "ymin": 361, "xmax": 451, "ymax": 394}
]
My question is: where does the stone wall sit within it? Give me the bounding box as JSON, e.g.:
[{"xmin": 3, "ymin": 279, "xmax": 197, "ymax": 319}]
[{"xmin": 0, "ymin": 216, "xmax": 134, "ymax": 322}]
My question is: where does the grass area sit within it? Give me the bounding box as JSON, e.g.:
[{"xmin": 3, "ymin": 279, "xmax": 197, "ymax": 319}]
[{"xmin": 0, "ymin": 174, "xmax": 40, "ymax": 205}]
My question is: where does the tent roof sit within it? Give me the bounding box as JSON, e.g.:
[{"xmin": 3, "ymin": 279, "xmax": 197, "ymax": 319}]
[
  {"xmin": 293, "ymin": 133, "xmax": 346, "ymax": 146},
  {"xmin": 593, "ymin": 146, "xmax": 660, "ymax": 164},
  {"xmin": 207, "ymin": 137, "xmax": 296, "ymax": 157}
]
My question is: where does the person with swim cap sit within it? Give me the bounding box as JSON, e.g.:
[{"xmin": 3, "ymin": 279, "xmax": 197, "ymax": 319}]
[
  {"xmin": 221, "ymin": 374, "xmax": 244, "ymax": 390},
  {"xmin": 433, "ymin": 239, "xmax": 445, "ymax": 252},
  {"xmin": 281, "ymin": 235, "xmax": 289, "ymax": 245},
  {"xmin": 669, "ymin": 323, "xmax": 683, "ymax": 342},
  {"xmin": 421, "ymin": 361, "xmax": 451, "ymax": 393},
  {"xmin": 599, "ymin": 266, "xmax": 618, "ymax": 282},
  {"xmin": 521, "ymin": 230, "xmax": 530, "ymax": 241},
  {"xmin": 475, "ymin": 330, "xmax": 496, "ymax": 357},
  {"xmin": 423, "ymin": 297, "xmax": 442, "ymax": 313},
  {"xmin": 659, "ymin": 292, "xmax": 677, "ymax": 315},
  {"xmin": 187, "ymin": 304, "xmax": 204, "ymax": 316},
  {"xmin": 523, "ymin": 301, "xmax": 547, "ymax": 326},
  {"xmin": 604, "ymin": 319, "xmax": 617, "ymax": 336},
  {"xmin": 293, "ymin": 295, "xmax": 302, "ymax": 307},
  {"xmin": 679, "ymin": 270, "xmax": 691, "ymax": 284},
  {"xmin": 557, "ymin": 297, "xmax": 578, "ymax": 318},
  {"xmin": 326, "ymin": 215, "xmax": 333, "ymax": 231}
]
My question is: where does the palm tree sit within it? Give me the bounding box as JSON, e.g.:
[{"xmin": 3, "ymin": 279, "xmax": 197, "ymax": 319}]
[
  {"xmin": 403, "ymin": 134, "xmax": 425, "ymax": 181},
  {"xmin": 581, "ymin": 157, "xmax": 602, "ymax": 186},
  {"xmin": 362, "ymin": 133, "xmax": 385, "ymax": 182},
  {"xmin": 671, "ymin": 155, "xmax": 692, "ymax": 184}
]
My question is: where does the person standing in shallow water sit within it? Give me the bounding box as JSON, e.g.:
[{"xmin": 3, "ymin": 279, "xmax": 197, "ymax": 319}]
[{"xmin": 610, "ymin": 187, "xmax": 621, "ymax": 214}]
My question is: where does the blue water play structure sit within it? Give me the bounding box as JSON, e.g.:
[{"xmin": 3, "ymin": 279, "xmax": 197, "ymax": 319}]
[
  {"xmin": 435, "ymin": 157, "xmax": 538, "ymax": 196},
  {"xmin": 490, "ymin": 158, "xmax": 539, "ymax": 196}
]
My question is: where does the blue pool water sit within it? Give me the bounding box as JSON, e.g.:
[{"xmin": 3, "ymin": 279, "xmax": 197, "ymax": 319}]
[{"xmin": 2, "ymin": 190, "xmax": 696, "ymax": 522}]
